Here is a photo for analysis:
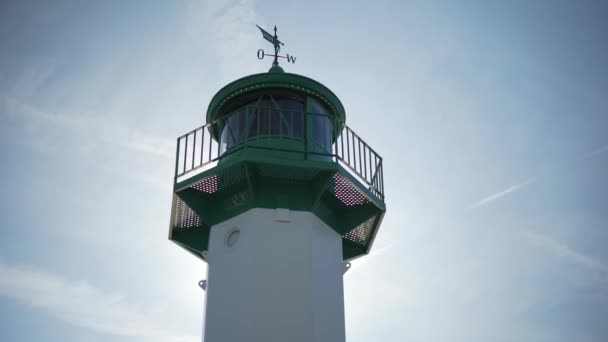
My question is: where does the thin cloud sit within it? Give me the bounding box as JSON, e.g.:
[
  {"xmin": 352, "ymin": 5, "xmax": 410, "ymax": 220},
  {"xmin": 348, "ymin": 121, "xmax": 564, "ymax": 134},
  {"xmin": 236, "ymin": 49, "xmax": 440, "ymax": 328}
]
[
  {"xmin": 0, "ymin": 262, "xmax": 198, "ymax": 342},
  {"xmin": 524, "ymin": 231, "xmax": 608, "ymax": 274},
  {"xmin": 4, "ymin": 95, "xmax": 174, "ymax": 160},
  {"xmin": 349, "ymin": 242, "xmax": 395, "ymax": 274},
  {"xmin": 470, "ymin": 143, "xmax": 606, "ymax": 209},
  {"xmin": 186, "ymin": 0, "xmax": 263, "ymax": 81},
  {"xmin": 471, "ymin": 178, "xmax": 535, "ymax": 208},
  {"xmin": 126, "ymin": 132, "xmax": 175, "ymax": 159},
  {"xmin": 10, "ymin": 60, "xmax": 59, "ymax": 99},
  {"xmin": 582, "ymin": 144, "xmax": 608, "ymax": 159}
]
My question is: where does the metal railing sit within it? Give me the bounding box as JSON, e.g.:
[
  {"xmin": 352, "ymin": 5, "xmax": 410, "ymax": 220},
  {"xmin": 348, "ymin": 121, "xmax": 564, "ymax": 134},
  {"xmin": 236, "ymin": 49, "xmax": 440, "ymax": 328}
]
[
  {"xmin": 333, "ymin": 125, "xmax": 384, "ymax": 199},
  {"xmin": 174, "ymin": 107, "xmax": 384, "ymax": 200}
]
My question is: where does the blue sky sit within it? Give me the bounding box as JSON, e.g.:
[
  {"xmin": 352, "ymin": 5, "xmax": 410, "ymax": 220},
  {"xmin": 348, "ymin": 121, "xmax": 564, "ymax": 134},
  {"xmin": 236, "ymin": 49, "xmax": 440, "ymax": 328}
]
[{"xmin": 1, "ymin": 0, "xmax": 607, "ymax": 341}]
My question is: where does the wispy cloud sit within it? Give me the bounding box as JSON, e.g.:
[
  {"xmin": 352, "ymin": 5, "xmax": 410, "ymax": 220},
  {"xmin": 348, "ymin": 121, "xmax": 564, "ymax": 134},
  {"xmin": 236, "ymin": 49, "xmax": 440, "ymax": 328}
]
[
  {"xmin": 125, "ymin": 132, "xmax": 175, "ymax": 159},
  {"xmin": 470, "ymin": 143, "xmax": 606, "ymax": 209},
  {"xmin": 524, "ymin": 231, "xmax": 608, "ymax": 274},
  {"xmin": 471, "ymin": 178, "xmax": 535, "ymax": 208},
  {"xmin": 4, "ymin": 95, "xmax": 174, "ymax": 159},
  {"xmin": 582, "ymin": 144, "xmax": 608, "ymax": 159},
  {"xmin": 3, "ymin": 95, "xmax": 175, "ymax": 190},
  {"xmin": 349, "ymin": 242, "xmax": 395, "ymax": 274},
  {"xmin": 186, "ymin": 0, "xmax": 263, "ymax": 81},
  {"xmin": 0, "ymin": 262, "xmax": 198, "ymax": 342},
  {"xmin": 10, "ymin": 60, "xmax": 59, "ymax": 99}
]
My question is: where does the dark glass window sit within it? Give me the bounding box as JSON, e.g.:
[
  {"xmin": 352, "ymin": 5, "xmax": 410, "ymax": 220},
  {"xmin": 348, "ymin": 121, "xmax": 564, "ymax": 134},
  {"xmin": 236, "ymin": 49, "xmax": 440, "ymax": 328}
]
[
  {"xmin": 309, "ymin": 98, "xmax": 332, "ymax": 152},
  {"xmin": 220, "ymin": 94, "xmax": 304, "ymax": 153}
]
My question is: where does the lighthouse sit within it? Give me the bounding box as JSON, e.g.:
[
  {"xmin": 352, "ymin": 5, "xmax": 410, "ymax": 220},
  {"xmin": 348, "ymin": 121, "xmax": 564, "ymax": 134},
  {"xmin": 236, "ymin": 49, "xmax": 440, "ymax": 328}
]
[{"xmin": 169, "ymin": 26, "xmax": 386, "ymax": 342}]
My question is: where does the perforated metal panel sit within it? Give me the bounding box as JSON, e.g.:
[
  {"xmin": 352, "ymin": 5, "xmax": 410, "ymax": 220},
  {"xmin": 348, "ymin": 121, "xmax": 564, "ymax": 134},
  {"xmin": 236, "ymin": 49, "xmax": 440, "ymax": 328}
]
[
  {"xmin": 190, "ymin": 165, "xmax": 247, "ymax": 193},
  {"xmin": 173, "ymin": 197, "xmax": 202, "ymax": 229},
  {"xmin": 330, "ymin": 173, "xmax": 369, "ymax": 207},
  {"xmin": 343, "ymin": 215, "xmax": 376, "ymax": 245},
  {"xmin": 191, "ymin": 175, "xmax": 219, "ymax": 193}
]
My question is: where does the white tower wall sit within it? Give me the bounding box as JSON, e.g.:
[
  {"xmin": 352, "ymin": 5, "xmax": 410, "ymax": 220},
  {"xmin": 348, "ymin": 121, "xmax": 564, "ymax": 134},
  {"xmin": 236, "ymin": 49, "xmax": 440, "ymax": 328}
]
[{"xmin": 203, "ymin": 208, "xmax": 346, "ymax": 342}]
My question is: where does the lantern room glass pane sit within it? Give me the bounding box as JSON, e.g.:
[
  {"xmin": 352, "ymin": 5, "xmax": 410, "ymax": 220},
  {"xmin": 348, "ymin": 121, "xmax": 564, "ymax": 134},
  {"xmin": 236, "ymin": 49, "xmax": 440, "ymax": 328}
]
[
  {"xmin": 309, "ymin": 98, "xmax": 332, "ymax": 152},
  {"xmin": 220, "ymin": 95, "xmax": 304, "ymax": 153}
]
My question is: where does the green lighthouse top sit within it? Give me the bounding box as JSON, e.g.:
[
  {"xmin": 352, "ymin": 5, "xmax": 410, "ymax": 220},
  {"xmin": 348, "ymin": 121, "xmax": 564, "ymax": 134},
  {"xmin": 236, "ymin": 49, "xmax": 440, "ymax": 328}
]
[
  {"xmin": 205, "ymin": 25, "xmax": 345, "ymax": 133},
  {"xmin": 168, "ymin": 25, "xmax": 385, "ymax": 262},
  {"xmin": 206, "ymin": 72, "xmax": 346, "ymax": 129}
]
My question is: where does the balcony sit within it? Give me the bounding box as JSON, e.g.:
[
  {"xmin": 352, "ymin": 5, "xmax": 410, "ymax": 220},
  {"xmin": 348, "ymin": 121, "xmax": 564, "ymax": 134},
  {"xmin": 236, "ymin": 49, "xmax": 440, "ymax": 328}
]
[{"xmin": 170, "ymin": 107, "xmax": 385, "ymax": 260}]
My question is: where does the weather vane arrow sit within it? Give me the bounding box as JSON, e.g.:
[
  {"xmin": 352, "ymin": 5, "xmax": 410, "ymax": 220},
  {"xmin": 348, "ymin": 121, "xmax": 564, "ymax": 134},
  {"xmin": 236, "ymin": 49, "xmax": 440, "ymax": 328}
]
[
  {"xmin": 256, "ymin": 25, "xmax": 296, "ymax": 67},
  {"xmin": 257, "ymin": 24, "xmax": 284, "ymax": 47}
]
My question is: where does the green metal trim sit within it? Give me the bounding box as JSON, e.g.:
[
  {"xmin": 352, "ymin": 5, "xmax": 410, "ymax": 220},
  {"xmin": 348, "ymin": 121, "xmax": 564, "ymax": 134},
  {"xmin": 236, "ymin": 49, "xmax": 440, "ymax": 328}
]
[
  {"xmin": 171, "ymin": 156, "xmax": 385, "ymax": 262},
  {"xmin": 359, "ymin": 211, "xmax": 386, "ymax": 259},
  {"xmin": 206, "ymin": 72, "xmax": 346, "ymax": 136},
  {"xmin": 175, "ymin": 157, "xmax": 239, "ymax": 192},
  {"xmin": 174, "ymin": 149, "xmax": 339, "ymax": 192},
  {"xmin": 335, "ymin": 164, "xmax": 386, "ymax": 211},
  {"xmin": 171, "ymin": 226, "xmax": 210, "ymax": 253},
  {"xmin": 342, "ymin": 238, "xmax": 368, "ymax": 261}
]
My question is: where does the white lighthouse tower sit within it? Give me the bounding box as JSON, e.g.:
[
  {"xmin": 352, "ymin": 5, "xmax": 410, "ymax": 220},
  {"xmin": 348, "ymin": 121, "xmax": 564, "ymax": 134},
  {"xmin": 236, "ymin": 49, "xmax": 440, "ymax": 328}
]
[{"xmin": 169, "ymin": 26, "xmax": 386, "ymax": 342}]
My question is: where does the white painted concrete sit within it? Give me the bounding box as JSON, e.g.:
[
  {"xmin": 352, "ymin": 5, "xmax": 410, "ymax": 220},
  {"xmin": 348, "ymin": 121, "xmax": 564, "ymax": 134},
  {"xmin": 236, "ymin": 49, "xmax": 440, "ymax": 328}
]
[{"xmin": 203, "ymin": 208, "xmax": 346, "ymax": 342}]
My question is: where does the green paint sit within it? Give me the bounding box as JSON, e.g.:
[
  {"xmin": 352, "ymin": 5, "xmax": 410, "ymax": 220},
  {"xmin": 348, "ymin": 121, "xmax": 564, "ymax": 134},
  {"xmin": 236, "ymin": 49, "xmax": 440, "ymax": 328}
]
[
  {"xmin": 170, "ymin": 151, "xmax": 385, "ymax": 261},
  {"xmin": 170, "ymin": 68, "xmax": 385, "ymax": 262},
  {"xmin": 206, "ymin": 73, "xmax": 346, "ymax": 135}
]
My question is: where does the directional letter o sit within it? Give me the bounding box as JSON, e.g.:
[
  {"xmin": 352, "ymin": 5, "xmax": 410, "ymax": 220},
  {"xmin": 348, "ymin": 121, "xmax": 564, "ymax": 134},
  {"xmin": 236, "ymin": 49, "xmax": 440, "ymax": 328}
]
[{"xmin": 257, "ymin": 49, "xmax": 264, "ymax": 60}]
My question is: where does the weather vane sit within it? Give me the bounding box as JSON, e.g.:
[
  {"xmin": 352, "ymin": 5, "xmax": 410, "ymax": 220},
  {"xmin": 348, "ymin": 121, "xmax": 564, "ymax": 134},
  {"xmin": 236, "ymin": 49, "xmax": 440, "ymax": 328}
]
[{"xmin": 256, "ymin": 25, "xmax": 296, "ymax": 66}]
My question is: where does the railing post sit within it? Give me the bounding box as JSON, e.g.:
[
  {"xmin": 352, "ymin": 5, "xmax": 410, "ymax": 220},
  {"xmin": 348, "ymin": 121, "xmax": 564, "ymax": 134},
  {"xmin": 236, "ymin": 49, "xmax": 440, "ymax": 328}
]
[
  {"xmin": 200, "ymin": 128, "xmax": 204, "ymax": 166},
  {"xmin": 346, "ymin": 128, "xmax": 351, "ymax": 165},
  {"xmin": 351, "ymin": 133, "xmax": 355, "ymax": 170},
  {"xmin": 374, "ymin": 154, "xmax": 379, "ymax": 195},
  {"xmin": 208, "ymin": 123, "xmax": 213, "ymax": 163},
  {"xmin": 183, "ymin": 134, "xmax": 188, "ymax": 174},
  {"xmin": 380, "ymin": 159, "xmax": 384, "ymax": 198},
  {"xmin": 340, "ymin": 123, "xmax": 344, "ymax": 163},
  {"xmin": 363, "ymin": 142, "xmax": 367, "ymax": 180},
  {"xmin": 368, "ymin": 148, "xmax": 372, "ymax": 186},
  {"xmin": 192, "ymin": 129, "xmax": 197, "ymax": 169},
  {"xmin": 174, "ymin": 137, "xmax": 181, "ymax": 181}
]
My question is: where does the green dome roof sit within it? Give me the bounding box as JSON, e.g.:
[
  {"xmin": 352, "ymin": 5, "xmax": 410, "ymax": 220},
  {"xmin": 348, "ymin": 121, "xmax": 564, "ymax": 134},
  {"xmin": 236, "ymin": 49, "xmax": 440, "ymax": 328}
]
[{"xmin": 206, "ymin": 72, "xmax": 346, "ymax": 135}]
